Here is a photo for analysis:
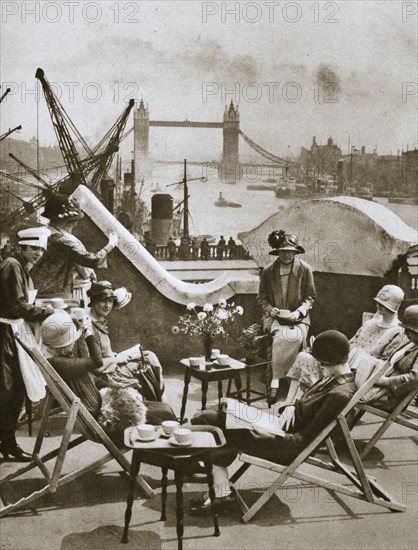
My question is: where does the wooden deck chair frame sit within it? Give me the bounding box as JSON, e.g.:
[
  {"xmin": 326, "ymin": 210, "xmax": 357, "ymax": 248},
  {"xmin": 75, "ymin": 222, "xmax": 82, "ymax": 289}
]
[
  {"xmin": 0, "ymin": 329, "xmax": 155, "ymax": 518},
  {"xmin": 355, "ymin": 389, "xmax": 418, "ymax": 459},
  {"xmin": 230, "ymin": 362, "xmax": 406, "ymax": 523}
]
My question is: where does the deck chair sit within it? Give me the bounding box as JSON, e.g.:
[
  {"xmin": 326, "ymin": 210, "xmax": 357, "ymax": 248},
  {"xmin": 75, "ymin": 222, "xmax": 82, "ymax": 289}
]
[
  {"xmin": 230, "ymin": 361, "xmax": 406, "ymax": 523},
  {"xmin": 0, "ymin": 328, "xmax": 155, "ymax": 518},
  {"xmin": 355, "ymin": 389, "xmax": 418, "ymax": 459}
]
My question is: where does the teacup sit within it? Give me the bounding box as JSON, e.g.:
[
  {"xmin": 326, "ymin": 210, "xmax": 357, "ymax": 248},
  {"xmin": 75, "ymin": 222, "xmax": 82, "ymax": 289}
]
[
  {"xmin": 211, "ymin": 348, "xmax": 220, "ymax": 360},
  {"xmin": 161, "ymin": 420, "xmax": 179, "ymax": 436},
  {"xmin": 189, "ymin": 357, "xmax": 200, "ymax": 367},
  {"xmin": 173, "ymin": 428, "xmax": 193, "ymax": 444},
  {"xmin": 136, "ymin": 424, "xmax": 156, "ymax": 440},
  {"xmin": 217, "ymin": 354, "xmax": 230, "ymax": 365}
]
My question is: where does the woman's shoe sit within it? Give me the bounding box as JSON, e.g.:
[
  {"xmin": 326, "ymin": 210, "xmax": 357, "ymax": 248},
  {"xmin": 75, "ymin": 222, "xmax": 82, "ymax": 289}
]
[
  {"xmin": 0, "ymin": 442, "xmax": 32, "ymax": 462},
  {"xmin": 268, "ymin": 387, "xmax": 279, "ymax": 406},
  {"xmin": 189, "ymin": 494, "xmax": 235, "ymax": 516}
]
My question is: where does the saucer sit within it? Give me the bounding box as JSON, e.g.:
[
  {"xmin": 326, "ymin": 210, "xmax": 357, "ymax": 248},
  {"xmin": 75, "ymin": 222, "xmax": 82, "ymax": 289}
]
[
  {"xmin": 157, "ymin": 428, "xmax": 172, "ymax": 439},
  {"xmin": 214, "ymin": 358, "xmax": 231, "ymax": 367},
  {"xmin": 134, "ymin": 433, "xmax": 159, "ymax": 442},
  {"xmin": 168, "ymin": 436, "xmax": 193, "ymax": 447}
]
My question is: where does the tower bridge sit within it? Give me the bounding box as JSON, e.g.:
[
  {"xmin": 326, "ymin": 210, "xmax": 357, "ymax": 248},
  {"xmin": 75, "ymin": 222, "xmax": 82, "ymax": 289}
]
[{"xmin": 133, "ymin": 100, "xmax": 293, "ymax": 183}]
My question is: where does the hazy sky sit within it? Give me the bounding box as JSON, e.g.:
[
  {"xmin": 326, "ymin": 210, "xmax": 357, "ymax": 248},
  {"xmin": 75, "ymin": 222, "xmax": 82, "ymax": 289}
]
[{"xmin": 1, "ymin": 0, "xmax": 417, "ymax": 160}]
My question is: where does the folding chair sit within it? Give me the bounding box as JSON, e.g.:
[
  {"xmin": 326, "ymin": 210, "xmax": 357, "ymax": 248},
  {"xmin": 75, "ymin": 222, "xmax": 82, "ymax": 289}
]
[
  {"xmin": 230, "ymin": 361, "xmax": 406, "ymax": 522},
  {"xmin": 0, "ymin": 330, "xmax": 155, "ymax": 518},
  {"xmin": 355, "ymin": 389, "xmax": 418, "ymax": 459}
]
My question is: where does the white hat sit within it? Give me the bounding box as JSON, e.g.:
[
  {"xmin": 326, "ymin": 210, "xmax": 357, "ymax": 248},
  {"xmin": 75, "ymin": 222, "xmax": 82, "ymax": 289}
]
[
  {"xmin": 113, "ymin": 287, "xmax": 132, "ymax": 310},
  {"xmin": 18, "ymin": 227, "xmax": 51, "ymax": 249},
  {"xmin": 41, "ymin": 311, "xmax": 81, "ymax": 348}
]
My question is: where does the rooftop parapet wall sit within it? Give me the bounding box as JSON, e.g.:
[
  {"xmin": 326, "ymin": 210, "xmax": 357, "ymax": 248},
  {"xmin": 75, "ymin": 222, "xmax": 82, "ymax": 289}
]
[
  {"xmin": 238, "ymin": 197, "xmax": 417, "ymax": 277},
  {"xmin": 73, "ymin": 186, "xmax": 259, "ymax": 304}
]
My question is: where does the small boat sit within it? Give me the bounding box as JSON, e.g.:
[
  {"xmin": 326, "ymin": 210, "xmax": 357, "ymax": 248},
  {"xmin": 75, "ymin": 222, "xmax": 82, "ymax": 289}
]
[
  {"xmin": 247, "ymin": 185, "xmax": 276, "ymax": 191},
  {"xmin": 214, "ymin": 192, "xmax": 242, "ymax": 208}
]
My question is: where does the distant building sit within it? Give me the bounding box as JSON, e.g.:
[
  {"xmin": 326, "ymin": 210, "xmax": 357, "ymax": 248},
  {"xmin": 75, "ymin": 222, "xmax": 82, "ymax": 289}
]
[
  {"xmin": 300, "ymin": 137, "xmax": 342, "ymax": 184},
  {"xmin": 402, "ymin": 149, "xmax": 418, "ymax": 195}
]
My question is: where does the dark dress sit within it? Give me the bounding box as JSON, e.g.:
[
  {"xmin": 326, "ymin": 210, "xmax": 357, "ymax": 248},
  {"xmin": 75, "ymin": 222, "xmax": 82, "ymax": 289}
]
[
  {"xmin": 0, "ymin": 253, "xmax": 51, "ymax": 445},
  {"xmin": 192, "ymin": 373, "xmax": 356, "ymax": 467}
]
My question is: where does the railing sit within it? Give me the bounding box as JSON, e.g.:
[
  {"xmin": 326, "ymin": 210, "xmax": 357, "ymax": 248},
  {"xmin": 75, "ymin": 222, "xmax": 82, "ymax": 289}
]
[{"xmin": 152, "ymin": 244, "xmax": 252, "ymax": 261}]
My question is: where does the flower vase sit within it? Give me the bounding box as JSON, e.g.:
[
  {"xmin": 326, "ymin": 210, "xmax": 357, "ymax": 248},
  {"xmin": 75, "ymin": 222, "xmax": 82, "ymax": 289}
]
[{"xmin": 203, "ymin": 335, "xmax": 214, "ymax": 362}]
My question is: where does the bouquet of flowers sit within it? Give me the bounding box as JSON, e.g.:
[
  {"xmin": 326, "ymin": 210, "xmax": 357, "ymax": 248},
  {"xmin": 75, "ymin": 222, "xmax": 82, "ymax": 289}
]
[
  {"xmin": 238, "ymin": 323, "xmax": 265, "ymax": 350},
  {"xmin": 239, "ymin": 323, "xmax": 270, "ymax": 362},
  {"xmin": 174, "ymin": 300, "xmax": 244, "ymax": 359}
]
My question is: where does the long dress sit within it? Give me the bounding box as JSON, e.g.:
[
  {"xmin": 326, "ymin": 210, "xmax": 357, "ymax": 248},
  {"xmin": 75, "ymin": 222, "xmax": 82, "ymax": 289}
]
[
  {"xmin": 0, "ymin": 253, "xmax": 51, "ymax": 445},
  {"xmin": 258, "ymin": 257, "xmax": 316, "ymax": 379}
]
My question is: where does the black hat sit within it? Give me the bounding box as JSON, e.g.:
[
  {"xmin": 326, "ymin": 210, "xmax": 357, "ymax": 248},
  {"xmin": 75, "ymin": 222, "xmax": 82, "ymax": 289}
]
[
  {"xmin": 402, "ymin": 305, "xmax": 418, "ymax": 333},
  {"xmin": 311, "ymin": 330, "xmax": 350, "ymax": 365},
  {"xmin": 41, "ymin": 193, "xmax": 83, "ymax": 222},
  {"xmin": 87, "ymin": 281, "xmax": 117, "ymax": 306},
  {"xmin": 268, "ymin": 230, "xmax": 305, "ymax": 255}
]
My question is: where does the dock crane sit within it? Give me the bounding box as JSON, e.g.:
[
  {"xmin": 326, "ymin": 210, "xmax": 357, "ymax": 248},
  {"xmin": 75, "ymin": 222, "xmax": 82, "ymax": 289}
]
[
  {"xmin": 0, "ymin": 87, "xmax": 22, "ymax": 142},
  {"xmin": 35, "ymin": 68, "xmax": 87, "ymax": 190},
  {"xmin": 2, "ymin": 69, "xmax": 134, "ymax": 232}
]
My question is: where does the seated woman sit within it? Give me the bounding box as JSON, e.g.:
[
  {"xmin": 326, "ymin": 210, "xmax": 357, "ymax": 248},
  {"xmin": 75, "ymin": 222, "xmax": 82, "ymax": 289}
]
[
  {"xmin": 357, "ymin": 304, "xmax": 418, "ymax": 410},
  {"xmin": 285, "ymin": 285, "xmax": 405, "ymax": 403},
  {"xmin": 41, "ymin": 311, "xmax": 177, "ymax": 446},
  {"xmin": 189, "ymin": 331, "xmax": 356, "ymax": 515},
  {"xmin": 85, "ymin": 280, "xmax": 166, "ymax": 403}
]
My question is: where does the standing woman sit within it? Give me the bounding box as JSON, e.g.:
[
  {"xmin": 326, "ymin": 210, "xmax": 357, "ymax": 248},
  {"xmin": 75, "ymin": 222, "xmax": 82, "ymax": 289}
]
[
  {"xmin": 0, "ymin": 227, "xmax": 55, "ymax": 461},
  {"xmin": 32, "ymin": 193, "xmax": 118, "ymax": 305},
  {"xmin": 258, "ymin": 230, "xmax": 316, "ymax": 405}
]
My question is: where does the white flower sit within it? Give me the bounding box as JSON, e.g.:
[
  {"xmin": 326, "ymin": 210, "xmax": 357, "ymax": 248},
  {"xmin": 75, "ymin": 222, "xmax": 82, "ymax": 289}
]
[
  {"xmin": 235, "ymin": 306, "xmax": 244, "ymax": 315},
  {"xmin": 171, "ymin": 325, "xmax": 180, "ymax": 334},
  {"xmin": 203, "ymin": 303, "xmax": 214, "ymax": 312},
  {"xmin": 219, "ymin": 299, "xmax": 227, "ymax": 308},
  {"xmin": 187, "ymin": 302, "xmax": 196, "ymax": 310},
  {"xmin": 197, "ymin": 311, "xmax": 207, "ymax": 320},
  {"xmin": 216, "ymin": 309, "xmax": 229, "ymax": 321}
]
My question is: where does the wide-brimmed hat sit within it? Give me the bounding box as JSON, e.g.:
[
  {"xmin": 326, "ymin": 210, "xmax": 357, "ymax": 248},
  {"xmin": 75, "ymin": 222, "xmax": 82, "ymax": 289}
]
[
  {"xmin": 113, "ymin": 287, "xmax": 132, "ymax": 310},
  {"xmin": 87, "ymin": 281, "xmax": 117, "ymax": 306},
  {"xmin": 17, "ymin": 226, "xmax": 51, "ymax": 249},
  {"xmin": 41, "ymin": 193, "xmax": 83, "ymax": 222},
  {"xmin": 373, "ymin": 285, "xmax": 404, "ymax": 313},
  {"xmin": 311, "ymin": 330, "xmax": 350, "ymax": 365},
  {"xmin": 401, "ymin": 305, "xmax": 418, "ymax": 333},
  {"xmin": 268, "ymin": 230, "xmax": 305, "ymax": 255},
  {"xmin": 41, "ymin": 311, "xmax": 81, "ymax": 348}
]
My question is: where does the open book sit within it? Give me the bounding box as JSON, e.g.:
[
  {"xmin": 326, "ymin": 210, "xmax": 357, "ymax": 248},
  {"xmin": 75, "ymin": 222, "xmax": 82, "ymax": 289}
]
[{"xmin": 225, "ymin": 398, "xmax": 286, "ymax": 437}]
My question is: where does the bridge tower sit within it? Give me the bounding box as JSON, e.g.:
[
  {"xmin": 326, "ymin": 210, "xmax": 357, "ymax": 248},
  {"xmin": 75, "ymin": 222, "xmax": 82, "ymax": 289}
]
[
  {"xmin": 222, "ymin": 101, "xmax": 240, "ymax": 183},
  {"xmin": 134, "ymin": 99, "xmax": 151, "ymax": 181}
]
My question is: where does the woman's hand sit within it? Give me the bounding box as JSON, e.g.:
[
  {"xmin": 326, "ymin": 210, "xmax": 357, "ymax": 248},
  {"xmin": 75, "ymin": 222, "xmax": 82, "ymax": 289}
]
[
  {"xmin": 375, "ymin": 375, "xmax": 391, "ymax": 387},
  {"xmin": 95, "ymin": 361, "xmax": 118, "ymax": 374},
  {"xmin": 270, "ymin": 307, "xmax": 280, "ymax": 318},
  {"xmin": 281, "ymin": 405, "xmax": 296, "ymax": 431},
  {"xmin": 107, "ymin": 231, "xmax": 119, "ymax": 249},
  {"xmin": 251, "ymin": 425, "xmax": 275, "ymax": 439}
]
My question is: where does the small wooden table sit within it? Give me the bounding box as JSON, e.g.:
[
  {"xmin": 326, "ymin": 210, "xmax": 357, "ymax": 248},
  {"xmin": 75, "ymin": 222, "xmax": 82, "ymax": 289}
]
[
  {"xmin": 179, "ymin": 358, "xmax": 245, "ymax": 423},
  {"xmin": 121, "ymin": 425, "xmax": 226, "ymax": 550}
]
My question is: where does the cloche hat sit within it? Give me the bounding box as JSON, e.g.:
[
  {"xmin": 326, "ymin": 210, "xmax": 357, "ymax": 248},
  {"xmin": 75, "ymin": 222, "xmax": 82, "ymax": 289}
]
[
  {"xmin": 373, "ymin": 285, "xmax": 404, "ymax": 313},
  {"xmin": 87, "ymin": 281, "xmax": 117, "ymax": 306},
  {"xmin": 41, "ymin": 311, "xmax": 81, "ymax": 349},
  {"xmin": 41, "ymin": 193, "xmax": 83, "ymax": 222},
  {"xmin": 401, "ymin": 305, "xmax": 418, "ymax": 334},
  {"xmin": 311, "ymin": 330, "xmax": 350, "ymax": 365},
  {"xmin": 268, "ymin": 230, "xmax": 305, "ymax": 255}
]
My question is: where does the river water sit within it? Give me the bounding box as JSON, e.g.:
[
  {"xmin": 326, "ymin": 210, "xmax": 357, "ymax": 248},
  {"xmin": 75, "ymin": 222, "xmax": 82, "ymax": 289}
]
[{"xmin": 141, "ymin": 165, "xmax": 417, "ymax": 241}]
